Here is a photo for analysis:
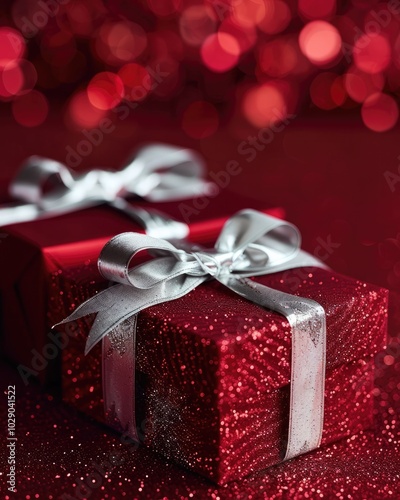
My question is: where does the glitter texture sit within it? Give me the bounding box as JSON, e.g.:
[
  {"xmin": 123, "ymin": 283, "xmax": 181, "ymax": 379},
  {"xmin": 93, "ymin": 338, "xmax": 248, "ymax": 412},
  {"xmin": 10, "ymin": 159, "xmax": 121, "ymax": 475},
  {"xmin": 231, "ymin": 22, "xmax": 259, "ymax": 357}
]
[
  {"xmin": 59, "ymin": 266, "xmax": 388, "ymax": 484},
  {"xmin": 0, "ymin": 354, "xmax": 399, "ymax": 499}
]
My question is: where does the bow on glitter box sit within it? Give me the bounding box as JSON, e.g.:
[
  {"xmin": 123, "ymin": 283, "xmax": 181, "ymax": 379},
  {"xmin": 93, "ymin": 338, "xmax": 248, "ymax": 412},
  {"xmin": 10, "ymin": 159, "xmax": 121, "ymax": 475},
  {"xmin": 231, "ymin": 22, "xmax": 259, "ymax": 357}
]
[
  {"xmin": 0, "ymin": 143, "xmax": 212, "ymax": 233},
  {"xmin": 56, "ymin": 209, "xmax": 328, "ymax": 461}
]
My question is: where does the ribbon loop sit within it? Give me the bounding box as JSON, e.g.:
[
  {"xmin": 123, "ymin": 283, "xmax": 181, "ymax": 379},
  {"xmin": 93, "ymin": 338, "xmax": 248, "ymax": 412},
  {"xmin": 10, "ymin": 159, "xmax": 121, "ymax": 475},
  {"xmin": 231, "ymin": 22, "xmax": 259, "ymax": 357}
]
[
  {"xmin": 98, "ymin": 233, "xmax": 197, "ymax": 289},
  {"xmin": 10, "ymin": 156, "xmax": 75, "ymax": 205},
  {"xmin": 215, "ymin": 209, "xmax": 301, "ymax": 273}
]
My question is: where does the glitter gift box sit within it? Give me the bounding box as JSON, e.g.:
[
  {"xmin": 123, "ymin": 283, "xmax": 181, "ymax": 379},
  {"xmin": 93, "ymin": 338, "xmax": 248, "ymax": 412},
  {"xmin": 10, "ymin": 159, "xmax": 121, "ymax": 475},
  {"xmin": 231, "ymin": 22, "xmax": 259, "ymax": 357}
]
[
  {"xmin": 60, "ymin": 263, "xmax": 388, "ymax": 484},
  {"xmin": 0, "ymin": 193, "xmax": 282, "ymax": 385}
]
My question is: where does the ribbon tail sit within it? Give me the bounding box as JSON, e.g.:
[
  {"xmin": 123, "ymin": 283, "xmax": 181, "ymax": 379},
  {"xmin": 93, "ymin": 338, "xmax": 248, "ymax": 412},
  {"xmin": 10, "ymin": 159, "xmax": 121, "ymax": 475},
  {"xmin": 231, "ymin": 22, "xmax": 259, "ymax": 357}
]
[
  {"xmin": 219, "ymin": 275, "xmax": 326, "ymax": 461},
  {"xmin": 54, "ymin": 275, "xmax": 205, "ymax": 355},
  {"xmin": 54, "ymin": 285, "xmax": 122, "ymax": 324},
  {"xmin": 52, "ymin": 284, "xmax": 135, "ymax": 354}
]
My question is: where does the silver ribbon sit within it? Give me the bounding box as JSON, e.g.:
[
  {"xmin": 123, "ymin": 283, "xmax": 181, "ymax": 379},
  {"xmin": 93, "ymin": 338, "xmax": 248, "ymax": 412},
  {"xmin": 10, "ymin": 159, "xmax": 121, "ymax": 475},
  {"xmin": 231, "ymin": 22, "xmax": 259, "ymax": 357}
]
[
  {"xmin": 0, "ymin": 143, "xmax": 212, "ymax": 227},
  {"xmin": 56, "ymin": 210, "xmax": 327, "ymax": 461}
]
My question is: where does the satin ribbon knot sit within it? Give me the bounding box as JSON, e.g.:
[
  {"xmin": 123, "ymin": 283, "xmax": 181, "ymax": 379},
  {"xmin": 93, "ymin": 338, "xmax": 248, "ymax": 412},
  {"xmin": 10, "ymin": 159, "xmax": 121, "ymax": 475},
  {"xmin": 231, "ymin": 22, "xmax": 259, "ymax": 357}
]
[{"xmin": 95, "ymin": 208, "xmax": 307, "ymax": 291}]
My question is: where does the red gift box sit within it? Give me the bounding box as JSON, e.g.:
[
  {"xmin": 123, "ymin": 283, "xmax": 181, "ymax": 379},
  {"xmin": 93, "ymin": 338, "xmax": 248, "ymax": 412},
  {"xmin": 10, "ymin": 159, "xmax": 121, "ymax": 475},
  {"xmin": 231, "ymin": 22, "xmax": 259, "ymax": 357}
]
[
  {"xmin": 60, "ymin": 261, "xmax": 388, "ymax": 484},
  {"xmin": 0, "ymin": 192, "xmax": 283, "ymax": 385}
]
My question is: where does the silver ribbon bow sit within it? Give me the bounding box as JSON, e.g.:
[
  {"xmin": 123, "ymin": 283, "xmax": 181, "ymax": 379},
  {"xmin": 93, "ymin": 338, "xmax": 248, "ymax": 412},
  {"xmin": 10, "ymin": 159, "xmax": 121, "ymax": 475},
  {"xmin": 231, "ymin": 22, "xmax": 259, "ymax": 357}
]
[
  {"xmin": 0, "ymin": 143, "xmax": 212, "ymax": 227},
  {"xmin": 57, "ymin": 210, "xmax": 328, "ymax": 461}
]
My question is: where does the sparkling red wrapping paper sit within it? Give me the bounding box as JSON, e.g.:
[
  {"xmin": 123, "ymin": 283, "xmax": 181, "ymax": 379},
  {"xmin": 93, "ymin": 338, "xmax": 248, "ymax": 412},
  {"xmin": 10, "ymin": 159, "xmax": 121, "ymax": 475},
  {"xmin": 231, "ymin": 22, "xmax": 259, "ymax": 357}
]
[
  {"xmin": 59, "ymin": 264, "xmax": 388, "ymax": 484},
  {"xmin": 0, "ymin": 193, "xmax": 282, "ymax": 385}
]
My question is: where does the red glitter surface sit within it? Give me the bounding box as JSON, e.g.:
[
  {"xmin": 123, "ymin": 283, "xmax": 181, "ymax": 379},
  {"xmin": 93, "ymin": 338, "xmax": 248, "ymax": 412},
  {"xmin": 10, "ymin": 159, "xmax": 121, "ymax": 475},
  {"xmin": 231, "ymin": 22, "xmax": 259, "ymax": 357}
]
[
  {"xmin": 59, "ymin": 265, "xmax": 387, "ymax": 483},
  {"xmin": 0, "ymin": 288, "xmax": 398, "ymax": 497}
]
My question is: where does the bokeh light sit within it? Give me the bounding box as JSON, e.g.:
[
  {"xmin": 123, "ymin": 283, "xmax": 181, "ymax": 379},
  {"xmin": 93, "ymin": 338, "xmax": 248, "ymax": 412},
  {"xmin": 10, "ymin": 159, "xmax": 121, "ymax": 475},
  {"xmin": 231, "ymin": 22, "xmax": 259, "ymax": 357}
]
[
  {"xmin": 94, "ymin": 21, "xmax": 147, "ymax": 66},
  {"xmin": 148, "ymin": 30, "xmax": 184, "ymax": 63},
  {"xmin": 353, "ymin": 34, "xmax": 391, "ymax": 74},
  {"xmin": 201, "ymin": 33, "xmax": 240, "ymax": 73},
  {"xmin": 0, "ymin": 62, "xmax": 24, "ymax": 98},
  {"xmin": 66, "ymin": 90, "xmax": 107, "ymax": 129},
  {"xmin": 87, "ymin": 72, "xmax": 124, "ymax": 110},
  {"xmin": 330, "ymin": 76, "xmax": 347, "ymax": 107},
  {"xmin": 344, "ymin": 66, "xmax": 384, "ymax": 103},
  {"xmin": 0, "ymin": 58, "xmax": 38, "ymax": 100},
  {"xmin": 258, "ymin": 0, "xmax": 291, "ymax": 35},
  {"xmin": 361, "ymin": 93, "xmax": 399, "ymax": 132},
  {"xmin": 231, "ymin": 0, "xmax": 266, "ymax": 29},
  {"xmin": 258, "ymin": 38, "xmax": 299, "ymax": 77},
  {"xmin": 118, "ymin": 63, "xmax": 151, "ymax": 101},
  {"xmin": 12, "ymin": 90, "xmax": 49, "ymax": 127},
  {"xmin": 0, "ymin": 27, "xmax": 25, "ymax": 68},
  {"xmin": 243, "ymin": 82, "xmax": 288, "ymax": 127},
  {"xmin": 63, "ymin": 0, "xmax": 96, "ymax": 37},
  {"xmin": 219, "ymin": 18, "xmax": 257, "ymax": 54},
  {"xmin": 182, "ymin": 100, "xmax": 219, "ymax": 139},
  {"xmin": 179, "ymin": 5, "xmax": 216, "ymax": 47},
  {"xmin": 310, "ymin": 72, "xmax": 341, "ymax": 110},
  {"xmin": 20, "ymin": 60, "xmax": 38, "ymax": 94},
  {"xmin": 299, "ymin": 21, "xmax": 342, "ymax": 65},
  {"xmin": 0, "ymin": 1, "xmax": 398, "ymax": 133}
]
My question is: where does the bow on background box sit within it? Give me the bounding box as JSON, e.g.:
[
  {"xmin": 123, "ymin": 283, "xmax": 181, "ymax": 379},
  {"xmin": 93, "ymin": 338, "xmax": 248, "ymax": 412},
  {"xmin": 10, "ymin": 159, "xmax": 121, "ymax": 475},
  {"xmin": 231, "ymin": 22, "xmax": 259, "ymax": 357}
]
[
  {"xmin": 0, "ymin": 144, "xmax": 283, "ymax": 384},
  {"xmin": 58, "ymin": 210, "xmax": 388, "ymax": 485}
]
